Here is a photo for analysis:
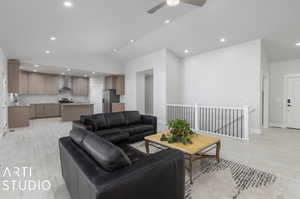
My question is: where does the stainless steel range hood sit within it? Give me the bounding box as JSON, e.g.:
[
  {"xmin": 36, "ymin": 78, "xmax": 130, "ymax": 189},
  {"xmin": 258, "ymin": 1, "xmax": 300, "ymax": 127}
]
[{"xmin": 59, "ymin": 76, "xmax": 72, "ymax": 93}]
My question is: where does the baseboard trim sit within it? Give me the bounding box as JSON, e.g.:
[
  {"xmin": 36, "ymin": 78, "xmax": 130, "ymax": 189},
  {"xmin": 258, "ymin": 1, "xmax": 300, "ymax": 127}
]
[
  {"xmin": 250, "ymin": 128, "xmax": 262, "ymax": 134},
  {"xmin": 269, "ymin": 123, "xmax": 284, "ymax": 128}
]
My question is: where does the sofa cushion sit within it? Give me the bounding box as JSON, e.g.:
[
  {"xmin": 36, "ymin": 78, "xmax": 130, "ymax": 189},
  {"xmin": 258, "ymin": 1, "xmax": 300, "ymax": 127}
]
[
  {"xmin": 80, "ymin": 115, "xmax": 92, "ymax": 124},
  {"xmin": 120, "ymin": 126, "xmax": 137, "ymax": 135},
  {"xmin": 70, "ymin": 128, "xmax": 90, "ymax": 146},
  {"xmin": 119, "ymin": 145, "xmax": 147, "ymax": 163},
  {"xmin": 82, "ymin": 134, "xmax": 132, "ymax": 172},
  {"xmin": 95, "ymin": 128, "xmax": 121, "ymax": 137},
  {"xmin": 131, "ymin": 124, "xmax": 154, "ymax": 135},
  {"xmin": 124, "ymin": 111, "xmax": 141, "ymax": 125},
  {"xmin": 87, "ymin": 114, "xmax": 107, "ymax": 131},
  {"xmin": 102, "ymin": 132, "xmax": 130, "ymax": 144},
  {"xmin": 106, "ymin": 112, "xmax": 126, "ymax": 128}
]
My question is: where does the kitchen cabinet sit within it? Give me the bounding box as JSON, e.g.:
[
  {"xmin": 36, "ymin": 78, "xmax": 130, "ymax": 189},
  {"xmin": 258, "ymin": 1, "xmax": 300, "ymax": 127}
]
[
  {"xmin": 19, "ymin": 71, "xmax": 29, "ymax": 94},
  {"xmin": 7, "ymin": 59, "xmax": 21, "ymax": 93},
  {"xmin": 72, "ymin": 77, "xmax": 89, "ymax": 96},
  {"xmin": 43, "ymin": 74, "xmax": 59, "ymax": 95},
  {"xmin": 61, "ymin": 104, "xmax": 93, "ymax": 121},
  {"xmin": 44, "ymin": 104, "xmax": 60, "ymax": 117},
  {"xmin": 32, "ymin": 104, "xmax": 61, "ymax": 118},
  {"xmin": 115, "ymin": 75, "xmax": 125, "ymax": 95},
  {"xmin": 30, "ymin": 104, "xmax": 36, "ymax": 119},
  {"xmin": 8, "ymin": 106, "xmax": 30, "ymax": 128},
  {"xmin": 28, "ymin": 73, "xmax": 59, "ymax": 95},
  {"xmin": 112, "ymin": 103, "xmax": 125, "ymax": 112},
  {"xmin": 28, "ymin": 73, "xmax": 45, "ymax": 94},
  {"xmin": 105, "ymin": 76, "xmax": 117, "ymax": 90},
  {"xmin": 105, "ymin": 75, "xmax": 125, "ymax": 95}
]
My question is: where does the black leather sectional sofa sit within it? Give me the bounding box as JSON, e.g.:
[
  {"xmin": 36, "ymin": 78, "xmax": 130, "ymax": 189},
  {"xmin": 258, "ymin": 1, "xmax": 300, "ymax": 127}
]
[
  {"xmin": 72, "ymin": 111, "xmax": 157, "ymax": 144},
  {"xmin": 59, "ymin": 127, "xmax": 185, "ymax": 199}
]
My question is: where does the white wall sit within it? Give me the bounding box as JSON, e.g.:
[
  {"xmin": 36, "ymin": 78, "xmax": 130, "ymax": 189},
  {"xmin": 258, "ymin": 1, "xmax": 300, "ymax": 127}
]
[
  {"xmin": 124, "ymin": 49, "xmax": 167, "ymax": 123},
  {"xmin": 166, "ymin": 51, "xmax": 182, "ymax": 104},
  {"xmin": 181, "ymin": 40, "xmax": 262, "ymax": 130},
  {"xmin": 269, "ymin": 59, "xmax": 300, "ymax": 126},
  {"xmin": 261, "ymin": 45, "xmax": 270, "ymax": 128},
  {"xmin": 0, "ymin": 48, "xmax": 8, "ymax": 137},
  {"xmin": 136, "ymin": 71, "xmax": 146, "ymax": 113},
  {"xmin": 145, "ymin": 75, "xmax": 153, "ymax": 114},
  {"xmin": 89, "ymin": 76, "xmax": 105, "ymax": 114}
]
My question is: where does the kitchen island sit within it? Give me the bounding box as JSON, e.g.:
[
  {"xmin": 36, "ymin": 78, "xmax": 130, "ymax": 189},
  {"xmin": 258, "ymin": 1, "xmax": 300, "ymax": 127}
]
[{"xmin": 61, "ymin": 104, "xmax": 94, "ymax": 121}]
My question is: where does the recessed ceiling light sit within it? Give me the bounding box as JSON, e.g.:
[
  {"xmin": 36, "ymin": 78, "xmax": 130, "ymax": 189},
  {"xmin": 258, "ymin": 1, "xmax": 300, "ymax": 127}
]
[
  {"xmin": 296, "ymin": 42, "xmax": 300, "ymax": 47},
  {"xmin": 66, "ymin": 68, "xmax": 71, "ymax": 72},
  {"xmin": 113, "ymin": 49, "xmax": 117, "ymax": 53},
  {"xmin": 61, "ymin": 73, "xmax": 65, "ymax": 75},
  {"xmin": 167, "ymin": 0, "xmax": 180, "ymax": 7},
  {"xmin": 184, "ymin": 49, "xmax": 190, "ymax": 54},
  {"xmin": 45, "ymin": 50, "xmax": 51, "ymax": 54},
  {"xmin": 92, "ymin": 72, "xmax": 96, "ymax": 74},
  {"xmin": 220, "ymin": 38, "xmax": 227, "ymax": 43},
  {"xmin": 130, "ymin": 39, "xmax": 135, "ymax": 43},
  {"xmin": 34, "ymin": 64, "xmax": 40, "ymax": 67},
  {"xmin": 49, "ymin": 36, "xmax": 56, "ymax": 41},
  {"xmin": 63, "ymin": 1, "xmax": 73, "ymax": 7},
  {"xmin": 33, "ymin": 70, "xmax": 37, "ymax": 73},
  {"xmin": 164, "ymin": 19, "xmax": 171, "ymax": 24}
]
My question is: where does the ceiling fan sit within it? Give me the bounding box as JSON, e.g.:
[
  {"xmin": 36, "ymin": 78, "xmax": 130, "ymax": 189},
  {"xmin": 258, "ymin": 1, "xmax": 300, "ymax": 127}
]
[{"xmin": 147, "ymin": 0, "xmax": 207, "ymax": 14}]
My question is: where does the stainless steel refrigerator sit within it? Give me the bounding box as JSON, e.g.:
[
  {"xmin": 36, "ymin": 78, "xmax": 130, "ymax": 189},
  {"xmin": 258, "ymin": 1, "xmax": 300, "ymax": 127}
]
[{"xmin": 102, "ymin": 89, "xmax": 120, "ymax": 113}]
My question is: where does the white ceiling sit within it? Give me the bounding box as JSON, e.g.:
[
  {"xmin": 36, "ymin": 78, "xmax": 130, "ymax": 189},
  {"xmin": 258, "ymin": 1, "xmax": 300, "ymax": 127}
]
[
  {"xmin": 1, "ymin": 0, "xmax": 300, "ymax": 66},
  {"xmin": 117, "ymin": 0, "xmax": 300, "ymax": 62},
  {"xmin": 0, "ymin": 0, "xmax": 194, "ymax": 63}
]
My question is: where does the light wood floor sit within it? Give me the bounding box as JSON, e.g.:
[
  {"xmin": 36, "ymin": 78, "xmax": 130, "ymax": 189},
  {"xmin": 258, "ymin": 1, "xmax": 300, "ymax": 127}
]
[{"xmin": 0, "ymin": 118, "xmax": 300, "ymax": 198}]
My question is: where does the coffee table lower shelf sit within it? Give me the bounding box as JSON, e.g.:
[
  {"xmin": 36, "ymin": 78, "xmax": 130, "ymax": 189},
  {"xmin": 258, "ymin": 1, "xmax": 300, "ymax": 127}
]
[{"xmin": 144, "ymin": 139, "xmax": 221, "ymax": 185}]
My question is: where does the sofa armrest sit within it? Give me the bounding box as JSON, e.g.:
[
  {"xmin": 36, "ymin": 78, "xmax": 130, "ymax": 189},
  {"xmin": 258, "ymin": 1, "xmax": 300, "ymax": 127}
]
[
  {"xmin": 141, "ymin": 115, "xmax": 157, "ymax": 133},
  {"xmin": 72, "ymin": 120, "xmax": 93, "ymax": 131},
  {"xmin": 94, "ymin": 149, "xmax": 185, "ymax": 199}
]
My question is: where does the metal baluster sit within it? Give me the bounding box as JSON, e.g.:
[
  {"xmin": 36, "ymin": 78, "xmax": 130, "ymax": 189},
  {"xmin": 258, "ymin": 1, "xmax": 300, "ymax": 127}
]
[
  {"xmin": 233, "ymin": 109, "xmax": 235, "ymax": 137},
  {"xmin": 229, "ymin": 109, "xmax": 232, "ymax": 136},
  {"xmin": 214, "ymin": 108, "xmax": 216, "ymax": 132},
  {"xmin": 241, "ymin": 110, "xmax": 243, "ymax": 139}
]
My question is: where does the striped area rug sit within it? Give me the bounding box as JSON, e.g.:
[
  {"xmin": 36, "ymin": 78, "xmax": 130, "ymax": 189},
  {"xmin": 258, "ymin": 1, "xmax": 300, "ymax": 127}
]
[
  {"xmin": 131, "ymin": 142, "xmax": 289, "ymax": 199},
  {"xmin": 185, "ymin": 159, "xmax": 278, "ymax": 199}
]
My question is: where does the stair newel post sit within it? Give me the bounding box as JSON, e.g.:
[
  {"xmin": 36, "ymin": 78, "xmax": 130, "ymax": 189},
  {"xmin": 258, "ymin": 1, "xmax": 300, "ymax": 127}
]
[
  {"xmin": 243, "ymin": 105, "xmax": 249, "ymax": 140},
  {"xmin": 194, "ymin": 104, "xmax": 199, "ymax": 132}
]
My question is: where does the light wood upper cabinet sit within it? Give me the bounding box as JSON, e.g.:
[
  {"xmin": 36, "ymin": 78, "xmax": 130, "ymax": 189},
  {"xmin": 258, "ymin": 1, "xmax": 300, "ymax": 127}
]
[
  {"xmin": 44, "ymin": 74, "xmax": 59, "ymax": 95},
  {"xmin": 115, "ymin": 75, "xmax": 125, "ymax": 95},
  {"xmin": 27, "ymin": 73, "xmax": 59, "ymax": 95},
  {"xmin": 105, "ymin": 75, "xmax": 125, "ymax": 95},
  {"xmin": 19, "ymin": 71, "xmax": 29, "ymax": 94},
  {"xmin": 105, "ymin": 76, "xmax": 117, "ymax": 90},
  {"xmin": 28, "ymin": 73, "xmax": 45, "ymax": 95},
  {"xmin": 7, "ymin": 59, "xmax": 21, "ymax": 93},
  {"xmin": 72, "ymin": 77, "xmax": 89, "ymax": 96}
]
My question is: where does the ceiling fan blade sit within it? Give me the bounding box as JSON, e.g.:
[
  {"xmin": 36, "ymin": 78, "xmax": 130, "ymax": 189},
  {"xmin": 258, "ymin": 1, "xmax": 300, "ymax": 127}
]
[
  {"xmin": 181, "ymin": 0, "xmax": 207, "ymax": 6},
  {"xmin": 147, "ymin": 2, "xmax": 166, "ymax": 14}
]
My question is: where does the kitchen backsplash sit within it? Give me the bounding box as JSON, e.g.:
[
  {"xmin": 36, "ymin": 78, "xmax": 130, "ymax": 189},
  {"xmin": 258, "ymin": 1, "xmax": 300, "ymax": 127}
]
[{"xmin": 19, "ymin": 94, "xmax": 89, "ymax": 105}]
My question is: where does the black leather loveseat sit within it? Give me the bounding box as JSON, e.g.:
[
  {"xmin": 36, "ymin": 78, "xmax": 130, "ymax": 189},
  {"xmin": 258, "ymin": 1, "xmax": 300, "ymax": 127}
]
[
  {"xmin": 59, "ymin": 128, "xmax": 185, "ymax": 199},
  {"xmin": 72, "ymin": 111, "xmax": 157, "ymax": 144}
]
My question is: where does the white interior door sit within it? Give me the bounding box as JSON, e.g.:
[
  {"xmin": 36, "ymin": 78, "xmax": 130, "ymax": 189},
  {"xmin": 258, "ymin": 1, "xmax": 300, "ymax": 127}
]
[{"xmin": 286, "ymin": 76, "xmax": 300, "ymax": 129}]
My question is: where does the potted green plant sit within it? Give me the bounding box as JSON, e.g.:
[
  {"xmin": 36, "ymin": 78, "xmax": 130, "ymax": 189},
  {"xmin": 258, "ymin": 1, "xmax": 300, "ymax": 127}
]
[{"xmin": 160, "ymin": 120, "xmax": 194, "ymax": 144}]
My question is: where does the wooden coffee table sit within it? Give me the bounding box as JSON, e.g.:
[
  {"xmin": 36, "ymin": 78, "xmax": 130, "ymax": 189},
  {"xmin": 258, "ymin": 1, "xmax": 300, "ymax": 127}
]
[{"xmin": 145, "ymin": 132, "xmax": 221, "ymax": 184}]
